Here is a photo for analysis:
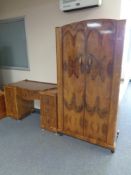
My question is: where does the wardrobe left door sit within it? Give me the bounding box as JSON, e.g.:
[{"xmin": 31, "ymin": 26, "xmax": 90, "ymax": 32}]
[{"xmin": 57, "ymin": 22, "xmax": 86, "ymax": 138}]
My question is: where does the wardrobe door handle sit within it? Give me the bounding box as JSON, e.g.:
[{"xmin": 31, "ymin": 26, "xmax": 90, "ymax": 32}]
[
  {"xmin": 87, "ymin": 57, "xmax": 92, "ymax": 66},
  {"xmin": 79, "ymin": 56, "xmax": 83, "ymax": 65},
  {"xmin": 79, "ymin": 56, "xmax": 85, "ymax": 73}
]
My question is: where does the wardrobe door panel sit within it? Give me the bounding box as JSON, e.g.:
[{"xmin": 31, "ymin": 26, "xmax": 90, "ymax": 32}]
[
  {"xmin": 62, "ymin": 23, "xmax": 85, "ymax": 136},
  {"xmin": 84, "ymin": 20, "xmax": 116, "ymax": 143}
]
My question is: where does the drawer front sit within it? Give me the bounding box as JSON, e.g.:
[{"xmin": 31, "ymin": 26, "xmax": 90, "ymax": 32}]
[
  {"xmin": 0, "ymin": 94, "xmax": 6, "ymax": 117},
  {"xmin": 17, "ymin": 88, "xmax": 40, "ymax": 100},
  {"xmin": 4, "ymin": 87, "xmax": 17, "ymax": 118},
  {"xmin": 42, "ymin": 95, "xmax": 55, "ymax": 106},
  {"xmin": 41, "ymin": 94, "xmax": 57, "ymax": 132}
]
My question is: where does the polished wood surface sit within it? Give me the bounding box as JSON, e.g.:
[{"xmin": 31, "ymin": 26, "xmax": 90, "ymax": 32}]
[
  {"xmin": 56, "ymin": 27, "xmax": 63, "ymax": 132},
  {"xmin": 56, "ymin": 19, "xmax": 126, "ymax": 151},
  {"xmin": 62, "ymin": 22, "xmax": 85, "ymax": 137},
  {"xmin": 40, "ymin": 88, "xmax": 57, "ymax": 132},
  {"xmin": 0, "ymin": 90, "xmax": 6, "ymax": 118},
  {"xmin": 4, "ymin": 80, "xmax": 57, "ymax": 119},
  {"xmin": 9, "ymin": 79, "xmax": 56, "ymax": 91},
  {"xmin": 4, "ymin": 86, "xmax": 18, "ymax": 118}
]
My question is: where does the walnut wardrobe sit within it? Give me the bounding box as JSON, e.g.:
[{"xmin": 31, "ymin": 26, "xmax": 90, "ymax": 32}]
[{"xmin": 56, "ymin": 19, "xmax": 125, "ymax": 152}]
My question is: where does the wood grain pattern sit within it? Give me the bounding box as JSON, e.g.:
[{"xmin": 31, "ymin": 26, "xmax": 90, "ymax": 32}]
[
  {"xmin": 4, "ymin": 86, "xmax": 18, "ymax": 119},
  {"xmin": 0, "ymin": 91, "xmax": 6, "ymax": 118},
  {"xmin": 40, "ymin": 88, "xmax": 57, "ymax": 132},
  {"xmin": 107, "ymin": 20, "xmax": 126, "ymax": 146},
  {"xmin": 4, "ymin": 86, "xmax": 34, "ymax": 120},
  {"xmin": 84, "ymin": 20, "xmax": 115, "ymax": 143},
  {"xmin": 56, "ymin": 19, "xmax": 126, "ymax": 151},
  {"xmin": 56, "ymin": 28, "xmax": 64, "ymax": 131},
  {"xmin": 4, "ymin": 80, "xmax": 57, "ymax": 120},
  {"xmin": 62, "ymin": 22, "xmax": 85, "ymax": 136}
]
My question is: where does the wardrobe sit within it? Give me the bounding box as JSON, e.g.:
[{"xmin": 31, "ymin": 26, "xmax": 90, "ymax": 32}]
[{"xmin": 56, "ymin": 19, "xmax": 126, "ymax": 152}]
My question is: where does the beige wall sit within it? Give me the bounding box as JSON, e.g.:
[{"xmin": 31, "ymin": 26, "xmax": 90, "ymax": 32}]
[{"xmin": 0, "ymin": 0, "xmax": 122, "ymax": 85}]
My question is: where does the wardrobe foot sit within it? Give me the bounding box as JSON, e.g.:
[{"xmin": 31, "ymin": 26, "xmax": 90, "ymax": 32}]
[
  {"xmin": 111, "ymin": 150, "xmax": 114, "ymax": 153},
  {"xmin": 57, "ymin": 132, "xmax": 64, "ymax": 136},
  {"xmin": 117, "ymin": 130, "xmax": 120, "ymax": 138}
]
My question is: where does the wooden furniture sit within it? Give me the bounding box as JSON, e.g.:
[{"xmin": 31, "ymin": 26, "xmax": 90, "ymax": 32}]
[
  {"xmin": 4, "ymin": 80, "xmax": 57, "ymax": 120},
  {"xmin": 0, "ymin": 90, "xmax": 6, "ymax": 118},
  {"xmin": 56, "ymin": 19, "xmax": 126, "ymax": 152},
  {"xmin": 40, "ymin": 88, "xmax": 57, "ymax": 132}
]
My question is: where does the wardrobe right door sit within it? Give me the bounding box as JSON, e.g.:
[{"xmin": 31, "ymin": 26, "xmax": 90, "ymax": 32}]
[{"xmin": 84, "ymin": 19, "xmax": 126, "ymax": 149}]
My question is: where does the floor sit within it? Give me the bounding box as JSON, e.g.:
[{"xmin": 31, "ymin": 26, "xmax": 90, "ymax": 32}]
[{"xmin": 0, "ymin": 83, "xmax": 131, "ymax": 175}]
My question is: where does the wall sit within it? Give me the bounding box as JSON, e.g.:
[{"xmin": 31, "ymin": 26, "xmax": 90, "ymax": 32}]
[
  {"xmin": 120, "ymin": 0, "xmax": 131, "ymax": 80},
  {"xmin": 0, "ymin": 0, "xmax": 122, "ymax": 85},
  {"xmin": 118, "ymin": 0, "xmax": 131, "ymax": 102}
]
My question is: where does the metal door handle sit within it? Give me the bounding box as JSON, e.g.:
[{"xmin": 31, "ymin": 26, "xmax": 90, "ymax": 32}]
[{"xmin": 79, "ymin": 56, "xmax": 83, "ymax": 65}]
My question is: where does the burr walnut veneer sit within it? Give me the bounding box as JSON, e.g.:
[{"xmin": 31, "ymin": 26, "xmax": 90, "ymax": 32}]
[
  {"xmin": 0, "ymin": 90, "xmax": 6, "ymax": 119},
  {"xmin": 4, "ymin": 80, "xmax": 57, "ymax": 120},
  {"xmin": 40, "ymin": 88, "xmax": 57, "ymax": 132},
  {"xmin": 56, "ymin": 19, "xmax": 126, "ymax": 152}
]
